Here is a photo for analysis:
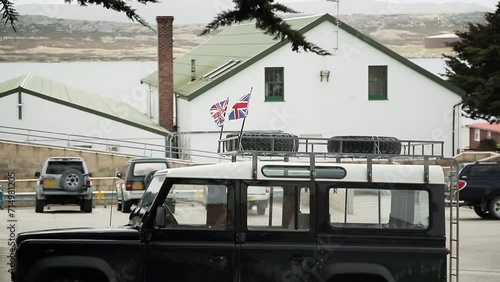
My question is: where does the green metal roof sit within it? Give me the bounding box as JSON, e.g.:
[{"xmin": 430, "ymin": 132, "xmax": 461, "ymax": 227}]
[
  {"xmin": 141, "ymin": 13, "xmax": 465, "ymax": 100},
  {"xmin": 0, "ymin": 74, "xmax": 168, "ymax": 135}
]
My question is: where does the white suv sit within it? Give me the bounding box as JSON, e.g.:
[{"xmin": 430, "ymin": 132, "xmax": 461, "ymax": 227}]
[{"xmin": 35, "ymin": 157, "xmax": 93, "ymax": 213}]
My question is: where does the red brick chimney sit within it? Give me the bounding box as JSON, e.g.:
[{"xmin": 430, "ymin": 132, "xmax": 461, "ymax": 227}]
[{"xmin": 156, "ymin": 16, "xmax": 175, "ymax": 132}]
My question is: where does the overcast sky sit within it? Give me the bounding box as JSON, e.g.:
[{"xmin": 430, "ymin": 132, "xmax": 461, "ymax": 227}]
[{"xmin": 14, "ymin": 0, "xmax": 500, "ymax": 8}]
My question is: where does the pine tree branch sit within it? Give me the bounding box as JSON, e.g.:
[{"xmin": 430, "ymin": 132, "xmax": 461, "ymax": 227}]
[
  {"xmin": 0, "ymin": 0, "xmax": 19, "ymax": 31},
  {"xmin": 201, "ymin": 0, "xmax": 331, "ymax": 56}
]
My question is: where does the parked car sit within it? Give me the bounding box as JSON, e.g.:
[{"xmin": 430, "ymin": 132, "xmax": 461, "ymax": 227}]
[
  {"xmin": 459, "ymin": 161, "xmax": 500, "ymax": 219},
  {"xmin": 115, "ymin": 157, "xmax": 173, "ymax": 213},
  {"xmin": 34, "ymin": 156, "xmax": 93, "ymax": 213}
]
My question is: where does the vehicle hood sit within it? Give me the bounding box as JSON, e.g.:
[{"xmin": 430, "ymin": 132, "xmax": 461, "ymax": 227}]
[{"xmin": 16, "ymin": 225, "xmax": 139, "ymax": 244}]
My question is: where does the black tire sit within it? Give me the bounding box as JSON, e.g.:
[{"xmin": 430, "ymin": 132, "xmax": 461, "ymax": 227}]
[
  {"xmin": 474, "ymin": 205, "xmax": 490, "ymax": 219},
  {"xmin": 488, "ymin": 196, "xmax": 500, "ymax": 219},
  {"xmin": 257, "ymin": 205, "xmax": 266, "ymax": 215},
  {"xmin": 35, "ymin": 198, "xmax": 44, "ymax": 213},
  {"xmin": 117, "ymin": 201, "xmax": 122, "ymax": 211},
  {"xmin": 225, "ymin": 132, "xmax": 299, "ymax": 152},
  {"xmin": 327, "ymin": 136, "xmax": 401, "ymax": 155},
  {"xmin": 81, "ymin": 199, "xmax": 93, "ymax": 213},
  {"xmin": 122, "ymin": 200, "xmax": 132, "ymax": 213},
  {"xmin": 60, "ymin": 169, "xmax": 84, "ymax": 191},
  {"xmin": 144, "ymin": 170, "xmax": 157, "ymax": 189}
]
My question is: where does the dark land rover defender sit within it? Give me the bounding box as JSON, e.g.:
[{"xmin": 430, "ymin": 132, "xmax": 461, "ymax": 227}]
[{"xmin": 12, "ymin": 136, "xmax": 459, "ymax": 282}]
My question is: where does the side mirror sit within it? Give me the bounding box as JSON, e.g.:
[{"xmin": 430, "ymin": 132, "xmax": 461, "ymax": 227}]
[
  {"xmin": 35, "ymin": 172, "xmax": 40, "ymax": 177},
  {"xmin": 115, "ymin": 171, "xmax": 122, "ymax": 178},
  {"xmin": 155, "ymin": 206, "xmax": 167, "ymax": 228}
]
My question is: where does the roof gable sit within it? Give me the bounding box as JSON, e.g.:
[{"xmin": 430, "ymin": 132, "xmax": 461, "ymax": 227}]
[
  {"xmin": 142, "ymin": 13, "xmax": 465, "ymax": 101},
  {"xmin": 0, "ymin": 74, "xmax": 168, "ymax": 135}
]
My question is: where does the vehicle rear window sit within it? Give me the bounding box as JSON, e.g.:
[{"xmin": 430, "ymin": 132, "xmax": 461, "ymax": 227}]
[
  {"xmin": 133, "ymin": 163, "xmax": 168, "ymax": 176},
  {"xmin": 329, "ymin": 187, "xmax": 429, "ymax": 230},
  {"xmin": 46, "ymin": 161, "xmax": 84, "ymax": 174},
  {"xmin": 468, "ymin": 165, "xmax": 500, "ymax": 177}
]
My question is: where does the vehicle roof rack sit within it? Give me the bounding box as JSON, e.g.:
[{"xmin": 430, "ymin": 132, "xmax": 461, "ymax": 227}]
[{"xmin": 218, "ymin": 134, "xmax": 451, "ymax": 184}]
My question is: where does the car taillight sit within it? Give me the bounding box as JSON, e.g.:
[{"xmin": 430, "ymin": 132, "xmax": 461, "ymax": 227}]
[
  {"xmin": 266, "ymin": 188, "xmax": 270, "ymax": 193},
  {"xmin": 458, "ymin": 180, "xmax": 467, "ymax": 190},
  {"xmin": 445, "ymin": 248, "xmax": 451, "ymax": 255},
  {"xmin": 40, "ymin": 177, "xmax": 44, "ymax": 185},
  {"xmin": 126, "ymin": 181, "xmax": 132, "ymax": 191},
  {"xmin": 86, "ymin": 177, "xmax": 92, "ymax": 186}
]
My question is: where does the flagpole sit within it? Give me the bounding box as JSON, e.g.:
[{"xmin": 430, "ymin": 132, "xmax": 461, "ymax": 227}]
[
  {"xmin": 217, "ymin": 97, "xmax": 229, "ymax": 153},
  {"xmin": 238, "ymin": 87, "xmax": 253, "ymax": 150}
]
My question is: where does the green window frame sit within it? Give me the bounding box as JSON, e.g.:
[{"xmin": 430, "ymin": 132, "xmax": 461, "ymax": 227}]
[
  {"xmin": 265, "ymin": 67, "xmax": 284, "ymax": 102},
  {"xmin": 368, "ymin": 66, "xmax": 388, "ymax": 100}
]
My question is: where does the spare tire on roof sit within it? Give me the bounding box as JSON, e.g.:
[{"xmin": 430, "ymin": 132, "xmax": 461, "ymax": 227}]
[
  {"xmin": 225, "ymin": 132, "xmax": 299, "ymax": 152},
  {"xmin": 327, "ymin": 136, "xmax": 401, "ymax": 155}
]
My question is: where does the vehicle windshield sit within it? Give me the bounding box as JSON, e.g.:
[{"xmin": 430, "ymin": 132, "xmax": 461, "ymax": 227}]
[{"xmin": 129, "ymin": 173, "xmax": 167, "ymax": 226}]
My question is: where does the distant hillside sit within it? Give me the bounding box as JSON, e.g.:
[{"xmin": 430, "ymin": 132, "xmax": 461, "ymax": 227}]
[{"xmin": 0, "ymin": 12, "xmax": 487, "ymax": 62}]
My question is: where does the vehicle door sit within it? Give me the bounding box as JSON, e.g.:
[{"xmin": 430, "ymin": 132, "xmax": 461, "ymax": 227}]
[
  {"xmin": 460, "ymin": 164, "xmax": 498, "ymax": 202},
  {"xmin": 238, "ymin": 180, "xmax": 315, "ymax": 282},
  {"xmin": 146, "ymin": 178, "xmax": 235, "ymax": 282}
]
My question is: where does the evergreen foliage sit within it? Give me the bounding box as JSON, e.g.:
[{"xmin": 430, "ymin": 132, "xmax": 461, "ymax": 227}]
[
  {"xmin": 1, "ymin": 0, "xmax": 330, "ymax": 56},
  {"xmin": 445, "ymin": 3, "xmax": 500, "ymax": 122}
]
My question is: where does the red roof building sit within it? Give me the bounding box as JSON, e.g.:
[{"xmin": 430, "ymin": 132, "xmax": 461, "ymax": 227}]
[{"xmin": 467, "ymin": 123, "xmax": 500, "ymax": 150}]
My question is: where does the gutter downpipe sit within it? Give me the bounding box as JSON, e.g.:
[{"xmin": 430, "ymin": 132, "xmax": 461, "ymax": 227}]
[{"xmin": 452, "ymin": 102, "xmax": 462, "ymax": 157}]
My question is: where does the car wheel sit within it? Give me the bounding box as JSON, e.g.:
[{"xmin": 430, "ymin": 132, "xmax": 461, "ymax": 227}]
[
  {"xmin": 327, "ymin": 136, "xmax": 401, "ymax": 155},
  {"xmin": 35, "ymin": 198, "xmax": 44, "ymax": 213},
  {"xmin": 117, "ymin": 201, "xmax": 122, "ymax": 211},
  {"xmin": 122, "ymin": 200, "xmax": 132, "ymax": 213},
  {"xmin": 257, "ymin": 204, "xmax": 266, "ymax": 215},
  {"xmin": 473, "ymin": 205, "xmax": 490, "ymax": 219},
  {"xmin": 60, "ymin": 169, "xmax": 84, "ymax": 191},
  {"xmin": 225, "ymin": 132, "xmax": 299, "ymax": 152},
  {"xmin": 81, "ymin": 199, "xmax": 93, "ymax": 213},
  {"xmin": 488, "ymin": 196, "xmax": 500, "ymax": 219}
]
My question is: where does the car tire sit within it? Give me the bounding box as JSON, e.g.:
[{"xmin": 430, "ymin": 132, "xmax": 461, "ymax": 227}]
[
  {"xmin": 117, "ymin": 201, "xmax": 122, "ymax": 211},
  {"xmin": 488, "ymin": 196, "xmax": 500, "ymax": 219},
  {"xmin": 327, "ymin": 136, "xmax": 401, "ymax": 155},
  {"xmin": 81, "ymin": 199, "xmax": 93, "ymax": 213},
  {"xmin": 122, "ymin": 200, "xmax": 132, "ymax": 213},
  {"xmin": 225, "ymin": 132, "xmax": 299, "ymax": 152},
  {"xmin": 35, "ymin": 198, "xmax": 44, "ymax": 213},
  {"xmin": 474, "ymin": 205, "xmax": 490, "ymax": 219},
  {"xmin": 60, "ymin": 169, "xmax": 84, "ymax": 191}
]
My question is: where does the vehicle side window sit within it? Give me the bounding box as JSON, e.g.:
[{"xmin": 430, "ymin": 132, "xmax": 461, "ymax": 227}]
[
  {"xmin": 329, "ymin": 188, "xmax": 429, "ymax": 229},
  {"xmin": 246, "ymin": 185, "xmax": 310, "ymax": 231},
  {"xmin": 161, "ymin": 184, "xmax": 228, "ymax": 230},
  {"xmin": 121, "ymin": 163, "xmax": 130, "ymax": 179},
  {"xmin": 469, "ymin": 165, "xmax": 500, "ymax": 177}
]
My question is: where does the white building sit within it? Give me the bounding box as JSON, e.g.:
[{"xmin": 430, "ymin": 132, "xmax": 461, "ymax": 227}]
[
  {"xmin": 0, "ymin": 73, "xmax": 168, "ymax": 157},
  {"xmin": 142, "ymin": 14, "xmax": 464, "ymax": 162}
]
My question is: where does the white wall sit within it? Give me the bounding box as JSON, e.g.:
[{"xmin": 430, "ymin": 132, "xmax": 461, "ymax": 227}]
[
  {"xmin": 0, "ymin": 93, "xmax": 166, "ymax": 157},
  {"xmin": 175, "ymin": 21, "xmax": 461, "ymax": 162}
]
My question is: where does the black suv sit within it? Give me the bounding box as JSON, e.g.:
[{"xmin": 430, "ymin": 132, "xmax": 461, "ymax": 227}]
[{"xmin": 459, "ymin": 161, "xmax": 500, "ymax": 219}]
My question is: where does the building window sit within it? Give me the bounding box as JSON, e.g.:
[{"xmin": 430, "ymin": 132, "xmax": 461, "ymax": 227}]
[
  {"xmin": 368, "ymin": 66, "xmax": 388, "ymax": 100},
  {"xmin": 17, "ymin": 92, "xmax": 23, "ymax": 120},
  {"xmin": 487, "ymin": 131, "xmax": 492, "ymax": 139},
  {"xmin": 265, "ymin": 67, "xmax": 284, "ymax": 101},
  {"xmin": 475, "ymin": 129, "xmax": 481, "ymax": 141}
]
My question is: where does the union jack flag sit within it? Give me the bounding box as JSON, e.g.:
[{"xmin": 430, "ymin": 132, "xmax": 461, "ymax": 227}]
[
  {"xmin": 229, "ymin": 93, "xmax": 251, "ymax": 120},
  {"xmin": 209, "ymin": 98, "xmax": 229, "ymax": 127}
]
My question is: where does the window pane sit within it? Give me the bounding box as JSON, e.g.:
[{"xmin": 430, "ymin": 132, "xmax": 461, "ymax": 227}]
[
  {"xmin": 265, "ymin": 67, "xmax": 284, "ymax": 100},
  {"xmin": 329, "ymin": 188, "xmax": 429, "ymax": 229},
  {"xmin": 247, "ymin": 185, "xmax": 310, "ymax": 231},
  {"xmin": 163, "ymin": 184, "xmax": 228, "ymax": 230},
  {"xmin": 368, "ymin": 66, "xmax": 387, "ymax": 99},
  {"xmin": 133, "ymin": 163, "xmax": 168, "ymax": 176}
]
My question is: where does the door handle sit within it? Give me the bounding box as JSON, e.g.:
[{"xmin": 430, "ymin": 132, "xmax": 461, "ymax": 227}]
[
  {"xmin": 209, "ymin": 255, "xmax": 227, "ymax": 264},
  {"xmin": 289, "ymin": 256, "xmax": 305, "ymax": 264}
]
